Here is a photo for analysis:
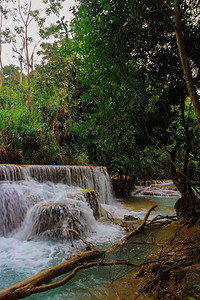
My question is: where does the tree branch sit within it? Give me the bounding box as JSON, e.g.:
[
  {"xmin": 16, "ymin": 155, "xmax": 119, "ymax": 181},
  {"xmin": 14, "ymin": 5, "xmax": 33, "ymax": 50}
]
[{"xmin": 0, "ymin": 205, "xmax": 158, "ymax": 299}]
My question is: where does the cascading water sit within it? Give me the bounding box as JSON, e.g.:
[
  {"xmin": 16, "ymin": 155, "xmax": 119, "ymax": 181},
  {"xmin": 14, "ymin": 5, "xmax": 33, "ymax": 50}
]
[
  {"xmin": 0, "ymin": 165, "xmax": 114, "ymax": 238},
  {"xmin": 0, "ymin": 165, "xmax": 178, "ymax": 299},
  {"xmin": 0, "ymin": 164, "xmax": 125, "ymax": 299},
  {"xmin": 0, "ymin": 165, "xmax": 114, "ymax": 203}
]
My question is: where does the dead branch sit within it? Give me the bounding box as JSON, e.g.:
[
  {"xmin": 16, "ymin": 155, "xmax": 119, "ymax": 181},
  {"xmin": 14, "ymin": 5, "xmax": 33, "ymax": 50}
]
[
  {"xmin": 104, "ymin": 209, "xmax": 138, "ymax": 231},
  {"xmin": 0, "ymin": 249, "xmax": 105, "ymax": 300},
  {"xmin": 68, "ymin": 229, "xmax": 95, "ymax": 250},
  {"xmin": 147, "ymin": 215, "xmax": 177, "ymax": 226},
  {"xmin": 137, "ymin": 205, "xmax": 158, "ymax": 230},
  {"xmin": 106, "ymin": 205, "xmax": 158, "ymax": 254},
  {"xmin": 147, "ymin": 220, "xmax": 172, "ymax": 229},
  {"xmin": 135, "ymin": 260, "xmax": 196, "ymax": 299},
  {"xmin": 0, "ymin": 205, "xmax": 158, "ymax": 300},
  {"xmin": 66, "ymin": 224, "xmax": 75, "ymax": 248}
]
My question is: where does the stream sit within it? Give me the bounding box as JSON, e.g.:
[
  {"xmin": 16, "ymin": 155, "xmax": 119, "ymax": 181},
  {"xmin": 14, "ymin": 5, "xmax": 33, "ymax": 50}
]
[{"xmin": 0, "ymin": 166, "xmax": 178, "ymax": 299}]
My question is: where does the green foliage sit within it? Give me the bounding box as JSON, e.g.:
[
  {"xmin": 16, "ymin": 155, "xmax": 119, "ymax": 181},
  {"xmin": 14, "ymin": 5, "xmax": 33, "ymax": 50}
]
[
  {"xmin": 0, "ymin": 0, "xmax": 200, "ymax": 186},
  {"xmin": 0, "ymin": 37, "xmax": 90, "ymax": 165},
  {"xmin": 68, "ymin": 0, "xmax": 200, "ymax": 180}
]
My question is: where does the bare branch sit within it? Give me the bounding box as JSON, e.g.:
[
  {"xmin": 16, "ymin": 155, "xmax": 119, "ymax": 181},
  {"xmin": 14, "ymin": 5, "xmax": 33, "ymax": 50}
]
[{"xmin": 68, "ymin": 229, "xmax": 95, "ymax": 250}]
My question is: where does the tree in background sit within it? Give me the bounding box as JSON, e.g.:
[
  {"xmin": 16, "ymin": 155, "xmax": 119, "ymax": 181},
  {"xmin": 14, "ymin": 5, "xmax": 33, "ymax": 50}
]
[
  {"xmin": 0, "ymin": 0, "xmax": 15, "ymax": 86},
  {"xmin": 12, "ymin": 25, "xmax": 25, "ymax": 84},
  {"xmin": 14, "ymin": 0, "xmax": 65, "ymax": 111}
]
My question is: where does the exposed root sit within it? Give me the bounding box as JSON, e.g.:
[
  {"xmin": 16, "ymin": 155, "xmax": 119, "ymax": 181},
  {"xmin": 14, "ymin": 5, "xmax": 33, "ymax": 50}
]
[{"xmin": 134, "ymin": 223, "xmax": 200, "ymax": 299}]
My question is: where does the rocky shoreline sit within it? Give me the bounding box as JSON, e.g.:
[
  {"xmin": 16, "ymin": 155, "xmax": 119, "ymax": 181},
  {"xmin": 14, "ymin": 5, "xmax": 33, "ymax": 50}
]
[{"xmin": 131, "ymin": 180, "xmax": 180, "ymax": 197}]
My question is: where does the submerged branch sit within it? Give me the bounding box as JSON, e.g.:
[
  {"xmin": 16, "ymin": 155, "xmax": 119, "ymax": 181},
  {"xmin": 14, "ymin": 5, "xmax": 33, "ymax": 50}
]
[{"xmin": 0, "ymin": 249, "xmax": 105, "ymax": 300}]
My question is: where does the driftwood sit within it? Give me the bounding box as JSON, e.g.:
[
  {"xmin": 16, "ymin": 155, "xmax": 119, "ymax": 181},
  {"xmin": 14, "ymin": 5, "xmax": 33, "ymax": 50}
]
[
  {"xmin": 0, "ymin": 205, "xmax": 159, "ymax": 300},
  {"xmin": 105, "ymin": 209, "xmax": 140, "ymax": 232}
]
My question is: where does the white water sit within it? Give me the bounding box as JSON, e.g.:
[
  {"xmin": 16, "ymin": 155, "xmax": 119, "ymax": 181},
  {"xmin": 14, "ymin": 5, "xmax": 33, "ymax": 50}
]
[
  {"xmin": 0, "ymin": 165, "xmax": 126, "ymax": 299},
  {"xmin": 0, "ymin": 180, "xmax": 98, "ymax": 238},
  {"xmin": 0, "ymin": 165, "xmax": 115, "ymax": 237},
  {"xmin": 0, "ymin": 166, "xmax": 178, "ymax": 299},
  {"xmin": 0, "ymin": 165, "xmax": 114, "ymax": 204}
]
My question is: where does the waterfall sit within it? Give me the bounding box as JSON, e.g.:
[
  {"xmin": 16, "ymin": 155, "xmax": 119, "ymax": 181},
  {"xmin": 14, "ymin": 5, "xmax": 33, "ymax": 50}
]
[
  {"xmin": 0, "ymin": 165, "xmax": 114, "ymax": 204},
  {"xmin": 0, "ymin": 164, "xmax": 114, "ymax": 238}
]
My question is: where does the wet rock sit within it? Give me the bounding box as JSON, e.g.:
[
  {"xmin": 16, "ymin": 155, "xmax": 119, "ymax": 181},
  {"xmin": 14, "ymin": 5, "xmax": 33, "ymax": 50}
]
[
  {"xmin": 64, "ymin": 190, "xmax": 101, "ymax": 219},
  {"xmin": 28, "ymin": 200, "xmax": 94, "ymax": 238},
  {"xmin": 131, "ymin": 181, "xmax": 180, "ymax": 197},
  {"xmin": 82, "ymin": 190, "xmax": 101, "ymax": 219}
]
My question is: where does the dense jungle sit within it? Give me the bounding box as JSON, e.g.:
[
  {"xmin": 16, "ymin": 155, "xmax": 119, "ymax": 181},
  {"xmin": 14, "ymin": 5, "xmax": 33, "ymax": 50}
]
[{"xmin": 0, "ymin": 0, "xmax": 200, "ymax": 299}]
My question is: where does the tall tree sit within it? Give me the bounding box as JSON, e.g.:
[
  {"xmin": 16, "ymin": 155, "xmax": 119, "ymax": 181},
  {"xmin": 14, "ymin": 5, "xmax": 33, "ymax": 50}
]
[
  {"xmin": 173, "ymin": 0, "xmax": 200, "ymax": 130},
  {"xmin": 71, "ymin": 0, "xmax": 200, "ymax": 128},
  {"xmin": 12, "ymin": 26, "xmax": 25, "ymax": 84},
  {"xmin": 0, "ymin": 0, "xmax": 14, "ymax": 86},
  {"xmin": 15, "ymin": 0, "xmax": 65, "ymax": 111}
]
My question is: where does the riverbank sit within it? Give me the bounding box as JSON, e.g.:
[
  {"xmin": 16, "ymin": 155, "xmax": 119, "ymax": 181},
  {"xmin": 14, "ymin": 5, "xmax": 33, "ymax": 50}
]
[
  {"xmin": 139, "ymin": 221, "xmax": 200, "ymax": 299},
  {"xmin": 89, "ymin": 221, "xmax": 200, "ymax": 300},
  {"xmin": 85, "ymin": 186, "xmax": 200, "ymax": 300}
]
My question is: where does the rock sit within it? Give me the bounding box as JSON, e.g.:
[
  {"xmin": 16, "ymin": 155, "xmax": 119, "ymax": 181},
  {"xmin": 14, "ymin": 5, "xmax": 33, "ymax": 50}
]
[
  {"xmin": 27, "ymin": 199, "xmax": 96, "ymax": 239},
  {"xmin": 64, "ymin": 190, "xmax": 101, "ymax": 219},
  {"xmin": 131, "ymin": 181, "xmax": 180, "ymax": 197},
  {"xmin": 82, "ymin": 190, "xmax": 101, "ymax": 219}
]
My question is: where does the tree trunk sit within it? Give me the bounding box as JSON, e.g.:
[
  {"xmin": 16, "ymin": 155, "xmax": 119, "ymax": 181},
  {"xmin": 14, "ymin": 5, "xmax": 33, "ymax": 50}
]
[
  {"xmin": 27, "ymin": 81, "xmax": 32, "ymax": 111},
  {"xmin": 174, "ymin": 0, "xmax": 200, "ymax": 131},
  {"xmin": 170, "ymin": 147, "xmax": 200, "ymax": 220},
  {"xmin": 0, "ymin": 13, "xmax": 3, "ymax": 87},
  {"xmin": 0, "ymin": 61, "xmax": 3, "ymax": 87},
  {"xmin": 27, "ymin": 61, "xmax": 33, "ymax": 112},
  {"xmin": 0, "ymin": 249, "xmax": 105, "ymax": 300},
  {"xmin": 19, "ymin": 56, "xmax": 23, "ymax": 84}
]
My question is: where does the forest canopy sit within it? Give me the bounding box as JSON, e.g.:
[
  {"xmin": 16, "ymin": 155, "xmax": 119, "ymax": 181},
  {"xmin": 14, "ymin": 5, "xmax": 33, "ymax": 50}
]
[{"xmin": 0, "ymin": 0, "xmax": 200, "ymax": 196}]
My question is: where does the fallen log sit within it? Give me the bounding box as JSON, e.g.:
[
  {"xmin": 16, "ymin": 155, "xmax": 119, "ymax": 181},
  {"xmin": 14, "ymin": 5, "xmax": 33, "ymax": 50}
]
[
  {"xmin": 0, "ymin": 249, "xmax": 105, "ymax": 300},
  {"xmin": 0, "ymin": 205, "xmax": 158, "ymax": 300}
]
